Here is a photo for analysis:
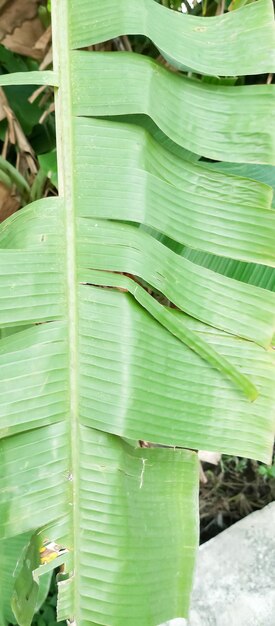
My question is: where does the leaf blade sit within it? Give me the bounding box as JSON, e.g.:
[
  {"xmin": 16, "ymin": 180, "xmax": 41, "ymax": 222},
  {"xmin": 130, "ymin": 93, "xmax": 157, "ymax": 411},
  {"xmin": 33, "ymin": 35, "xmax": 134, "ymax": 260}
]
[{"xmin": 69, "ymin": 0, "xmax": 275, "ymax": 76}]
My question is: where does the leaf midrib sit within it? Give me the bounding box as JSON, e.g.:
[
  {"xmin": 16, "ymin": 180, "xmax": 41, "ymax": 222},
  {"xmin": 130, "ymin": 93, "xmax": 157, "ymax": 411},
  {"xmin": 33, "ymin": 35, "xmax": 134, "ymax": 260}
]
[{"xmin": 52, "ymin": 1, "xmax": 79, "ymax": 623}]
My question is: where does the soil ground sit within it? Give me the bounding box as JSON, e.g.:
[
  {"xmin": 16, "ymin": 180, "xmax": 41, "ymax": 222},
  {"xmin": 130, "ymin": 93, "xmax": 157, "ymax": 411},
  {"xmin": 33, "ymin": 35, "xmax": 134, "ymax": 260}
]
[{"xmin": 200, "ymin": 455, "xmax": 275, "ymax": 543}]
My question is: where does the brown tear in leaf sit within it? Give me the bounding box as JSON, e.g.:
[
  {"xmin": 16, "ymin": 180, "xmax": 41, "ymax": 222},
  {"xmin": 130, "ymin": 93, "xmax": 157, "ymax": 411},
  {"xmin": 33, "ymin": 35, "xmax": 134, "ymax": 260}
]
[{"xmin": 0, "ymin": 182, "xmax": 20, "ymax": 223}]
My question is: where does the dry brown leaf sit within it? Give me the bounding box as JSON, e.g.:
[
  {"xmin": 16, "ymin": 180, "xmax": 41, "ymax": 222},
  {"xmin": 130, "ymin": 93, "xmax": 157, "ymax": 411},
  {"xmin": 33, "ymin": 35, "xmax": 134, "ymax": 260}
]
[
  {"xmin": 0, "ymin": 181, "xmax": 20, "ymax": 223},
  {"xmin": 89, "ymin": 41, "xmax": 113, "ymax": 52},
  {"xmin": 2, "ymin": 17, "xmax": 44, "ymax": 59},
  {"xmin": 0, "ymin": 0, "xmax": 46, "ymax": 60},
  {"xmin": 0, "ymin": 0, "xmax": 9, "ymax": 11},
  {"xmin": 13, "ymin": 120, "xmax": 37, "ymax": 174},
  {"xmin": 0, "ymin": 88, "xmax": 8, "ymax": 122},
  {"xmin": 0, "ymin": 0, "xmax": 38, "ymax": 39},
  {"xmin": 199, "ymin": 451, "xmax": 221, "ymax": 484},
  {"xmin": 2, "ymin": 129, "xmax": 9, "ymax": 159},
  {"xmin": 198, "ymin": 450, "xmax": 222, "ymax": 465},
  {"xmin": 155, "ymin": 54, "xmax": 179, "ymax": 73},
  {"xmin": 2, "ymin": 101, "xmax": 37, "ymax": 174},
  {"xmin": 39, "ymin": 101, "xmax": 55, "ymax": 124},
  {"xmin": 34, "ymin": 25, "xmax": 52, "ymax": 53},
  {"xmin": 199, "ymin": 463, "xmax": 208, "ymax": 484},
  {"xmin": 28, "ymin": 84, "xmax": 48, "ymax": 105},
  {"xmin": 39, "ymin": 46, "xmax": 53, "ymax": 70}
]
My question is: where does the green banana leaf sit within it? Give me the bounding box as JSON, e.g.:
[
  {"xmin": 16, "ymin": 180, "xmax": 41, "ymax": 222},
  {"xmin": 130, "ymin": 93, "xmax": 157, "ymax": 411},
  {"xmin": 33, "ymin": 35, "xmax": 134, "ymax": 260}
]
[
  {"xmin": 205, "ymin": 161, "xmax": 275, "ymax": 202},
  {"xmin": 70, "ymin": 0, "xmax": 275, "ymax": 76},
  {"xmin": 71, "ymin": 51, "xmax": 275, "ymax": 164},
  {"xmin": 74, "ymin": 117, "xmax": 275, "ymax": 265},
  {"xmin": 181, "ymin": 162, "xmax": 275, "ymax": 290},
  {"xmin": 0, "ymin": 0, "xmax": 275, "ymax": 624}
]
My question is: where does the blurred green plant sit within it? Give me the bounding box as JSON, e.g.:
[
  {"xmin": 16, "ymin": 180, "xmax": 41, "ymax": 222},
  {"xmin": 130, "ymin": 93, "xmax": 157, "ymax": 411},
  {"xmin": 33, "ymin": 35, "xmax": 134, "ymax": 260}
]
[{"xmin": 258, "ymin": 463, "xmax": 275, "ymax": 479}]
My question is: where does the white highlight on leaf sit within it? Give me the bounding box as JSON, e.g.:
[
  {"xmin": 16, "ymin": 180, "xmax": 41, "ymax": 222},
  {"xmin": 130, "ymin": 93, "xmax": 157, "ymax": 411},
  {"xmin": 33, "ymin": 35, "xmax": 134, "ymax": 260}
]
[{"xmin": 139, "ymin": 458, "xmax": 147, "ymax": 489}]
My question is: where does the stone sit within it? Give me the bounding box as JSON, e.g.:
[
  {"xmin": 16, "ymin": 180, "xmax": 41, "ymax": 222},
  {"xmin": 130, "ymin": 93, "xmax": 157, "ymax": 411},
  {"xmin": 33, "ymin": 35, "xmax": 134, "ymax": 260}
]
[{"xmin": 161, "ymin": 503, "xmax": 275, "ymax": 626}]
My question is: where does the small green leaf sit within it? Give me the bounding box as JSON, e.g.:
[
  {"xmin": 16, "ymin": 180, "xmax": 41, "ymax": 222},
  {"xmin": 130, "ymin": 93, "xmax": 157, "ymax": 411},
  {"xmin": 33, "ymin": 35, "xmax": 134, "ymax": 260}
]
[{"xmin": 38, "ymin": 150, "xmax": 58, "ymax": 188}]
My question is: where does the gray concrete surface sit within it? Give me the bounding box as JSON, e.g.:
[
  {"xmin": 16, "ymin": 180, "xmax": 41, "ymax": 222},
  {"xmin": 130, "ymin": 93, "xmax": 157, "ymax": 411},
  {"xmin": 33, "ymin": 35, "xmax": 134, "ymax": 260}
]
[{"xmin": 161, "ymin": 502, "xmax": 275, "ymax": 626}]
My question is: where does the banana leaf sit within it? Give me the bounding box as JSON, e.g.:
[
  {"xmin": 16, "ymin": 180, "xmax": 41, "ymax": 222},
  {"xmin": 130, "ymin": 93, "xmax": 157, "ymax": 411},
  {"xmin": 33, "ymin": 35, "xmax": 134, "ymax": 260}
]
[{"xmin": 0, "ymin": 0, "xmax": 274, "ymax": 624}]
